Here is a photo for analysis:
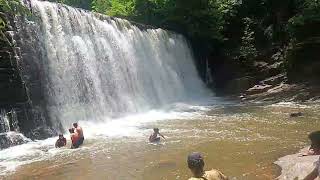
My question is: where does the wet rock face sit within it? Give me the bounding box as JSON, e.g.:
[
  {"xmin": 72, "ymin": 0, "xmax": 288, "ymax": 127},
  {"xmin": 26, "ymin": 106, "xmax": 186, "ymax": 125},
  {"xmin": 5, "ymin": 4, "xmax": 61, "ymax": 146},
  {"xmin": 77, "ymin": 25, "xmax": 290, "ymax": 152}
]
[
  {"xmin": 26, "ymin": 126, "xmax": 56, "ymax": 140},
  {"xmin": 0, "ymin": 13, "xmax": 56, "ymax": 143},
  {"xmin": 0, "ymin": 132, "xmax": 30, "ymax": 149}
]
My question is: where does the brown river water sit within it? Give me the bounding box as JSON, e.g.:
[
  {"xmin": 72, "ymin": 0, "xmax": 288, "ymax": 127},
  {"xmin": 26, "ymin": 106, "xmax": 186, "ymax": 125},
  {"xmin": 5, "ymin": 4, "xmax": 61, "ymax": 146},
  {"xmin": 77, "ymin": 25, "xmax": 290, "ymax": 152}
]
[{"xmin": 1, "ymin": 102, "xmax": 320, "ymax": 180}]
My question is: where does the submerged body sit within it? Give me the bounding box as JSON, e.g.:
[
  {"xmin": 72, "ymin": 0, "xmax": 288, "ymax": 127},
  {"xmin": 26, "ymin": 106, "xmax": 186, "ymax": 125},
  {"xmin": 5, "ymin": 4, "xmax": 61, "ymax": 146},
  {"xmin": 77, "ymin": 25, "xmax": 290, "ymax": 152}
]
[
  {"xmin": 55, "ymin": 135, "xmax": 67, "ymax": 148},
  {"xmin": 149, "ymin": 128, "xmax": 165, "ymax": 143}
]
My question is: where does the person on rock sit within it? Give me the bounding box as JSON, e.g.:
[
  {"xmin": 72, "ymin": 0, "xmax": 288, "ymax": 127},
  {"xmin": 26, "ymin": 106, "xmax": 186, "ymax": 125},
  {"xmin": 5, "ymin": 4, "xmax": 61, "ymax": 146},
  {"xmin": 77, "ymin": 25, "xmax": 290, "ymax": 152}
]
[
  {"xmin": 303, "ymin": 131, "xmax": 320, "ymax": 180},
  {"xmin": 187, "ymin": 152, "xmax": 228, "ymax": 180},
  {"xmin": 55, "ymin": 134, "xmax": 67, "ymax": 148},
  {"xmin": 149, "ymin": 128, "xmax": 165, "ymax": 143},
  {"xmin": 301, "ymin": 131, "xmax": 320, "ymax": 156},
  {"xmin": 69, "ymin": 128, "xmax": 80, "ymax": 149},
  {"xmin": 73, "ymin": 122, "xmax": 84, "ymax": 147}
]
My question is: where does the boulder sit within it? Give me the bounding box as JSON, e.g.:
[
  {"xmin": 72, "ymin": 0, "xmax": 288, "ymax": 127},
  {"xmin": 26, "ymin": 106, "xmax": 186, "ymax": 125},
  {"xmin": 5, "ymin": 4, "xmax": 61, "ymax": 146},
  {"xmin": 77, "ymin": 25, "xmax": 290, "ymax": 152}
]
[
  {"xmin": 0, "ymin": 132, "xmax": 30, "ymax": 149},
  {"xmin": 246, "ymin": 84, "xmax": 273, "ymax": 95},
  {"xmin": 260, "ymin": 73, "xmax": 286, "ymax": 86},
  {"xmin": 224, "ymin": 76, "xmax": 256, "ymax": 94},
  {"xmin": 290, "ymin": 112, "xmax": 303, "ymax": 117},
  {"xmin": 26, "ymin": 126, "xmax": 56, "ymax": 140}
]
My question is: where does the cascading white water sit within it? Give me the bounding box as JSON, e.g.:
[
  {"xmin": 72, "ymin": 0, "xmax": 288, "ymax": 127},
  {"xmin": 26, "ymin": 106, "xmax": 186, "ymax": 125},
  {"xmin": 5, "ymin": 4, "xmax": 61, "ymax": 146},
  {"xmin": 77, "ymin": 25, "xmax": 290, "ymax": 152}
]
[
  {"xmin": 20, "ymin": 0, "xmax": 210, "ymax": 131},
  {"xmin": 0, "ymin": 110, "xmax": 10, "ymax": 133}
]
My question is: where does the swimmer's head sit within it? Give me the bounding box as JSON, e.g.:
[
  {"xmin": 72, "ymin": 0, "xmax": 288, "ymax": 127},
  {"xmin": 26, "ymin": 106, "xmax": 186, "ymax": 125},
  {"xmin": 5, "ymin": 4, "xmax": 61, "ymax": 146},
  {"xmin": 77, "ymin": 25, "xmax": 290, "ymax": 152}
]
[
  {"xmin": 58, "ymin": 134, "xmax": 64, "ymax": 139},
  {"xmin": 73, "ymin": 122, "xmax": 78, "ymax": 128},
  {"xmin": 69, "ymin": 128, "xmax": 74, "ymax": 133},
  {"xmin": 153, "ymin": 128, "xmax": 159, "ymax": 133},
  {"xmin": 187, "ymin": 152, "xmax": 204, "ymax": 177}
]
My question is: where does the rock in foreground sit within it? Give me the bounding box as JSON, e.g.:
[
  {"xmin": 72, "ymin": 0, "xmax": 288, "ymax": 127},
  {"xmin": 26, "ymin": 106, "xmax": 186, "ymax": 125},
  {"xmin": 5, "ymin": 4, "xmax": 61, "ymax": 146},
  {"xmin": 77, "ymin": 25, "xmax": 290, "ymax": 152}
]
[{"xmin": 275, "ymin": 147, "xmax": 319, "ymax": 180}]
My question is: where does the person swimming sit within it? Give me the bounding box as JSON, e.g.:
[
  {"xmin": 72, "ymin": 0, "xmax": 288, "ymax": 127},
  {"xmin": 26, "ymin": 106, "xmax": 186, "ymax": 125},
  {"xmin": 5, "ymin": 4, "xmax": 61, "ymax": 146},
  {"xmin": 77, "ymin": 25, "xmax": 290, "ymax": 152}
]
[
  {"xmin": 69, "ymin": 128, "xmax": 80, "ymax": 149},
  {"xmin": 55, "ymin": 134, "xmax": 66, "ymax": 148},
  {"xmin": 149, "ymin": 128, "xmax": 165, "ymax": 143},
  {"xmin": 187, "ymin": 152, "xmax": 228, "ymax": 180},
  {"xmin": 73, "ymin": 122, "xmax": 84, "ymax": 147}
]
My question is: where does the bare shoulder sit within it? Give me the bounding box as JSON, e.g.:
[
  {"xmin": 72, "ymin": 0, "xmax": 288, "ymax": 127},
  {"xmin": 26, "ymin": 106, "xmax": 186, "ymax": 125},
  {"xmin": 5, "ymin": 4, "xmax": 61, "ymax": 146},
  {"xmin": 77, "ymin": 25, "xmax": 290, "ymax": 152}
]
[{"xmin": 205, "ymin": 169, "xmax": 228, "ymax": 180}]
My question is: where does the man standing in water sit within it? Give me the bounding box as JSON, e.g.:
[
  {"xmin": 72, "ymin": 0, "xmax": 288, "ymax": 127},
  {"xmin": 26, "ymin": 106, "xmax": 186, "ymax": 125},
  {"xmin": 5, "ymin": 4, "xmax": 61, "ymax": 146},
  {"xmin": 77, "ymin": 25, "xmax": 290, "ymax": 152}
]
[
  {"xmin": 149, "ymin": 128, "xmax": 165, "ymax": 143},
  {"xmin": 187, "ymin": 152, "xmax": 228, "ymax": 180},
  {"xmin": 73, "ymin": 122, "xmax": 84, "ymax": 147}
]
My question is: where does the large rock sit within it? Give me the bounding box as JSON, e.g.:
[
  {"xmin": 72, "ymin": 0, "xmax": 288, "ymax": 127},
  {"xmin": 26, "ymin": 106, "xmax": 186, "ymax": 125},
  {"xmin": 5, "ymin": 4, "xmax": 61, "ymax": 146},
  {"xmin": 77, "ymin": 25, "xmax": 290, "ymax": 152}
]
[
  {"xmin": 275, "ymin": 147, "xmax": 318, "ymax": 180},
  {"xmin": 26, "ymin": 126, "xmax": 56, "ymax": 140},
  {"xmin": 286, "ymin": 39, "xmax": 320, "ymax": 82},
  {"xmin": 260, "ymin": 73, "xmax": 286, "ymax": 86},
  {"xmin": 246, "ymin": 84, "xmax": 273, "ymax": 95},
  {"xmin": 0, "ymin": 132, "xmax": 31, "ymax": 149},
  {"xmin": 224, "ymin": 76, "xmax": 256, "ymax": 94}
]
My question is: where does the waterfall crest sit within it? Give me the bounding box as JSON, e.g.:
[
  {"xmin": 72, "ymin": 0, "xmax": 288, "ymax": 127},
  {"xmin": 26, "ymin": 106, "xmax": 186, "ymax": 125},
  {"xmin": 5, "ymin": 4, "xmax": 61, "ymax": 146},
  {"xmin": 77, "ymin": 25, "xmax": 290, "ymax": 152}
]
[{"xmin": 17, "ymin": 0, "xmax": 210, "ymax": 131}]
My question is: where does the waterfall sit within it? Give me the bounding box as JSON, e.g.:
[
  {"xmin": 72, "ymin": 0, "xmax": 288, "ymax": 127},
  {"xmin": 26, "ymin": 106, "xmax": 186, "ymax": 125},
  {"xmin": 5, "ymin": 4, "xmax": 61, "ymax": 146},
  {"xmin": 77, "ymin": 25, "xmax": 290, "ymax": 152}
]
[
  {"xmin": 0, "ymin": 110, "xmax": 10, "ymax": 133},
  {"xmin": 16, "ymin": 0, "xmax": 210, "ymax": 132}
]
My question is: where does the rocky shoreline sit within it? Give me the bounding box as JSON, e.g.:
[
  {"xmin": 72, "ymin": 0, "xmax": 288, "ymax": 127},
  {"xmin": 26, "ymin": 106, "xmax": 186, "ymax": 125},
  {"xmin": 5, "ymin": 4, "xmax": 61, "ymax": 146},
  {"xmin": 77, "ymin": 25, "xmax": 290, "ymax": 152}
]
[{"xmin": 275, "ymin": 147, "xmax": 319, "ymax": 180}]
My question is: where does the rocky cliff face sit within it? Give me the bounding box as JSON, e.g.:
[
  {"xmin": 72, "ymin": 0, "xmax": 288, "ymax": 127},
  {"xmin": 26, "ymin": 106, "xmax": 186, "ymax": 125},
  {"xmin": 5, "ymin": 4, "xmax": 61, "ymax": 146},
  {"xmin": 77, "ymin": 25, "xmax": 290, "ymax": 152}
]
[{"xmin": 0, "ymin": 12, "xmax": 55, "ymax": 142}]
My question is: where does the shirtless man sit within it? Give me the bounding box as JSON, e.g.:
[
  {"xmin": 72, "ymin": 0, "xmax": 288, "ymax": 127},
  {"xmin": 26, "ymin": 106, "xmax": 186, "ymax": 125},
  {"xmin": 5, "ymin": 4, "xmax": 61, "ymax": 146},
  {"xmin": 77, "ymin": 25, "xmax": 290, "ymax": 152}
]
[
  {"xmin": 187, "ymin": 152, "xmax": 228, "ymax": 180},
  {"xmin": 73, "ymin": 122, "xmax": 84, "ymax": 147},
  {"xmin": 149, "ymin": 128, "xmax": 165, "ymax": 143},
  {"xmin": 69, "ymin": 128, "xmax": 80, "ymax": 149}
]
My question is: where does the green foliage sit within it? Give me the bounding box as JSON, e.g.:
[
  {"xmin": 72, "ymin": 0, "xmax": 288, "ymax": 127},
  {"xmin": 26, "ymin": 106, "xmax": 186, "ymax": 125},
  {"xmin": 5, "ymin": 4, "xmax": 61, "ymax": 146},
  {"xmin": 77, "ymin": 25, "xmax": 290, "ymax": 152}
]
[
  {"xmin": 3, "ymin": 0, "xmax": 319, "ymax": 80},
  {"xmin": 49, "ymin": 0, "xmax": 92, "ymax": 10},
  {"xmin": 0, "ymin": 0, "xmax": 28, "ymax": 16},
  {"xmin": 288, "ymin": 0, "xmax": 320, "ymax": 41},
  {"xmin": 92, "ymin": 0, "xmax": 111, "ymax": 14},
  {"xmin": 0, "ymin": 0, "xmax": 29, "ymax": 42},
  {"xmin": 239, "ymin": 18, "xmax": 257, "ymax": 60},
  {"xmin": 106, "ymin": 0, "xmax": 135, "ymax": 17}
]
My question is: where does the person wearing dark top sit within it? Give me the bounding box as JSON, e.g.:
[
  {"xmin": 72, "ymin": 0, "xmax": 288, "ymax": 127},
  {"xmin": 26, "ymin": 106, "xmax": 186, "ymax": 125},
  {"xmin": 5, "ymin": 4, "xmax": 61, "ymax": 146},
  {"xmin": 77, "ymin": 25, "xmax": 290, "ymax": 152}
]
[{"xmin": 55, "ymin": 134, "xmax": 67, "ymax": 148}]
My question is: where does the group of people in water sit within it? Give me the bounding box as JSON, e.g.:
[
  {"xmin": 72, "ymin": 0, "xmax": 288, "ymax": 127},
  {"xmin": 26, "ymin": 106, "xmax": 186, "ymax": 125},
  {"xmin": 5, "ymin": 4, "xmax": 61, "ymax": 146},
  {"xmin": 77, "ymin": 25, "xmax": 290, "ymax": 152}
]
[
  {"xmin": 55, "ymin": 122, "xmax": 84, "ymax": 149},
  {"xmin": 54, "ymin": 124, "xmax": 320, "ymax": 179},
  {"xmin": 148, "ymin": 128, "xmax": 228, "ymax": 180},
  {"xmin": 149, "ymin": 128, "xmax": 320, "ymax": 179},
  {"xmin": 55, "ymin": 126, "xmax": 227, "ymax": 179}
]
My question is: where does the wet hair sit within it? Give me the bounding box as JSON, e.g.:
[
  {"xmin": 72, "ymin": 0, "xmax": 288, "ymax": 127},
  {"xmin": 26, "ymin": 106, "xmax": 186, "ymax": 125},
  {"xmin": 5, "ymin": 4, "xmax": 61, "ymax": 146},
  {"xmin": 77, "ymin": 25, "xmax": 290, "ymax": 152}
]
[
  {"xmin": 309, "ymin": 131, "xmax": 320, "ymax": 147},
  {"xmin": 58, "ymin": 134, "xmax": 63, "ymax": 137},
  {"xmin": 73, "ymin": 123, "xmax": 78, "ymax": 128},
  {"xmin": 153, "ymin": 128, "xmax": 159, "ymax": 132},
  {"xmin": 187, "ymin": 152, "xmax": 204, "ymax": 169},
  {"xmin": 69, "ymin": 128, "xmax": 74, "ymax": 133}
]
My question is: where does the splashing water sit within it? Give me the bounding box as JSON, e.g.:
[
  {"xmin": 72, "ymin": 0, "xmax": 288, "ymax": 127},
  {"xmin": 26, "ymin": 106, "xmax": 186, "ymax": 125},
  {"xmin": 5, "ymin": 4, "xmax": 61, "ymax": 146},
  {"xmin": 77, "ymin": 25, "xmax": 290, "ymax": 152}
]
[
  {"xmin": 16, "ymin": 0, "xmax": 211, "ymax": 132},
  {"xmin": 0, "ymin": 0, "xmax": 218, "ymax": 175}
]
